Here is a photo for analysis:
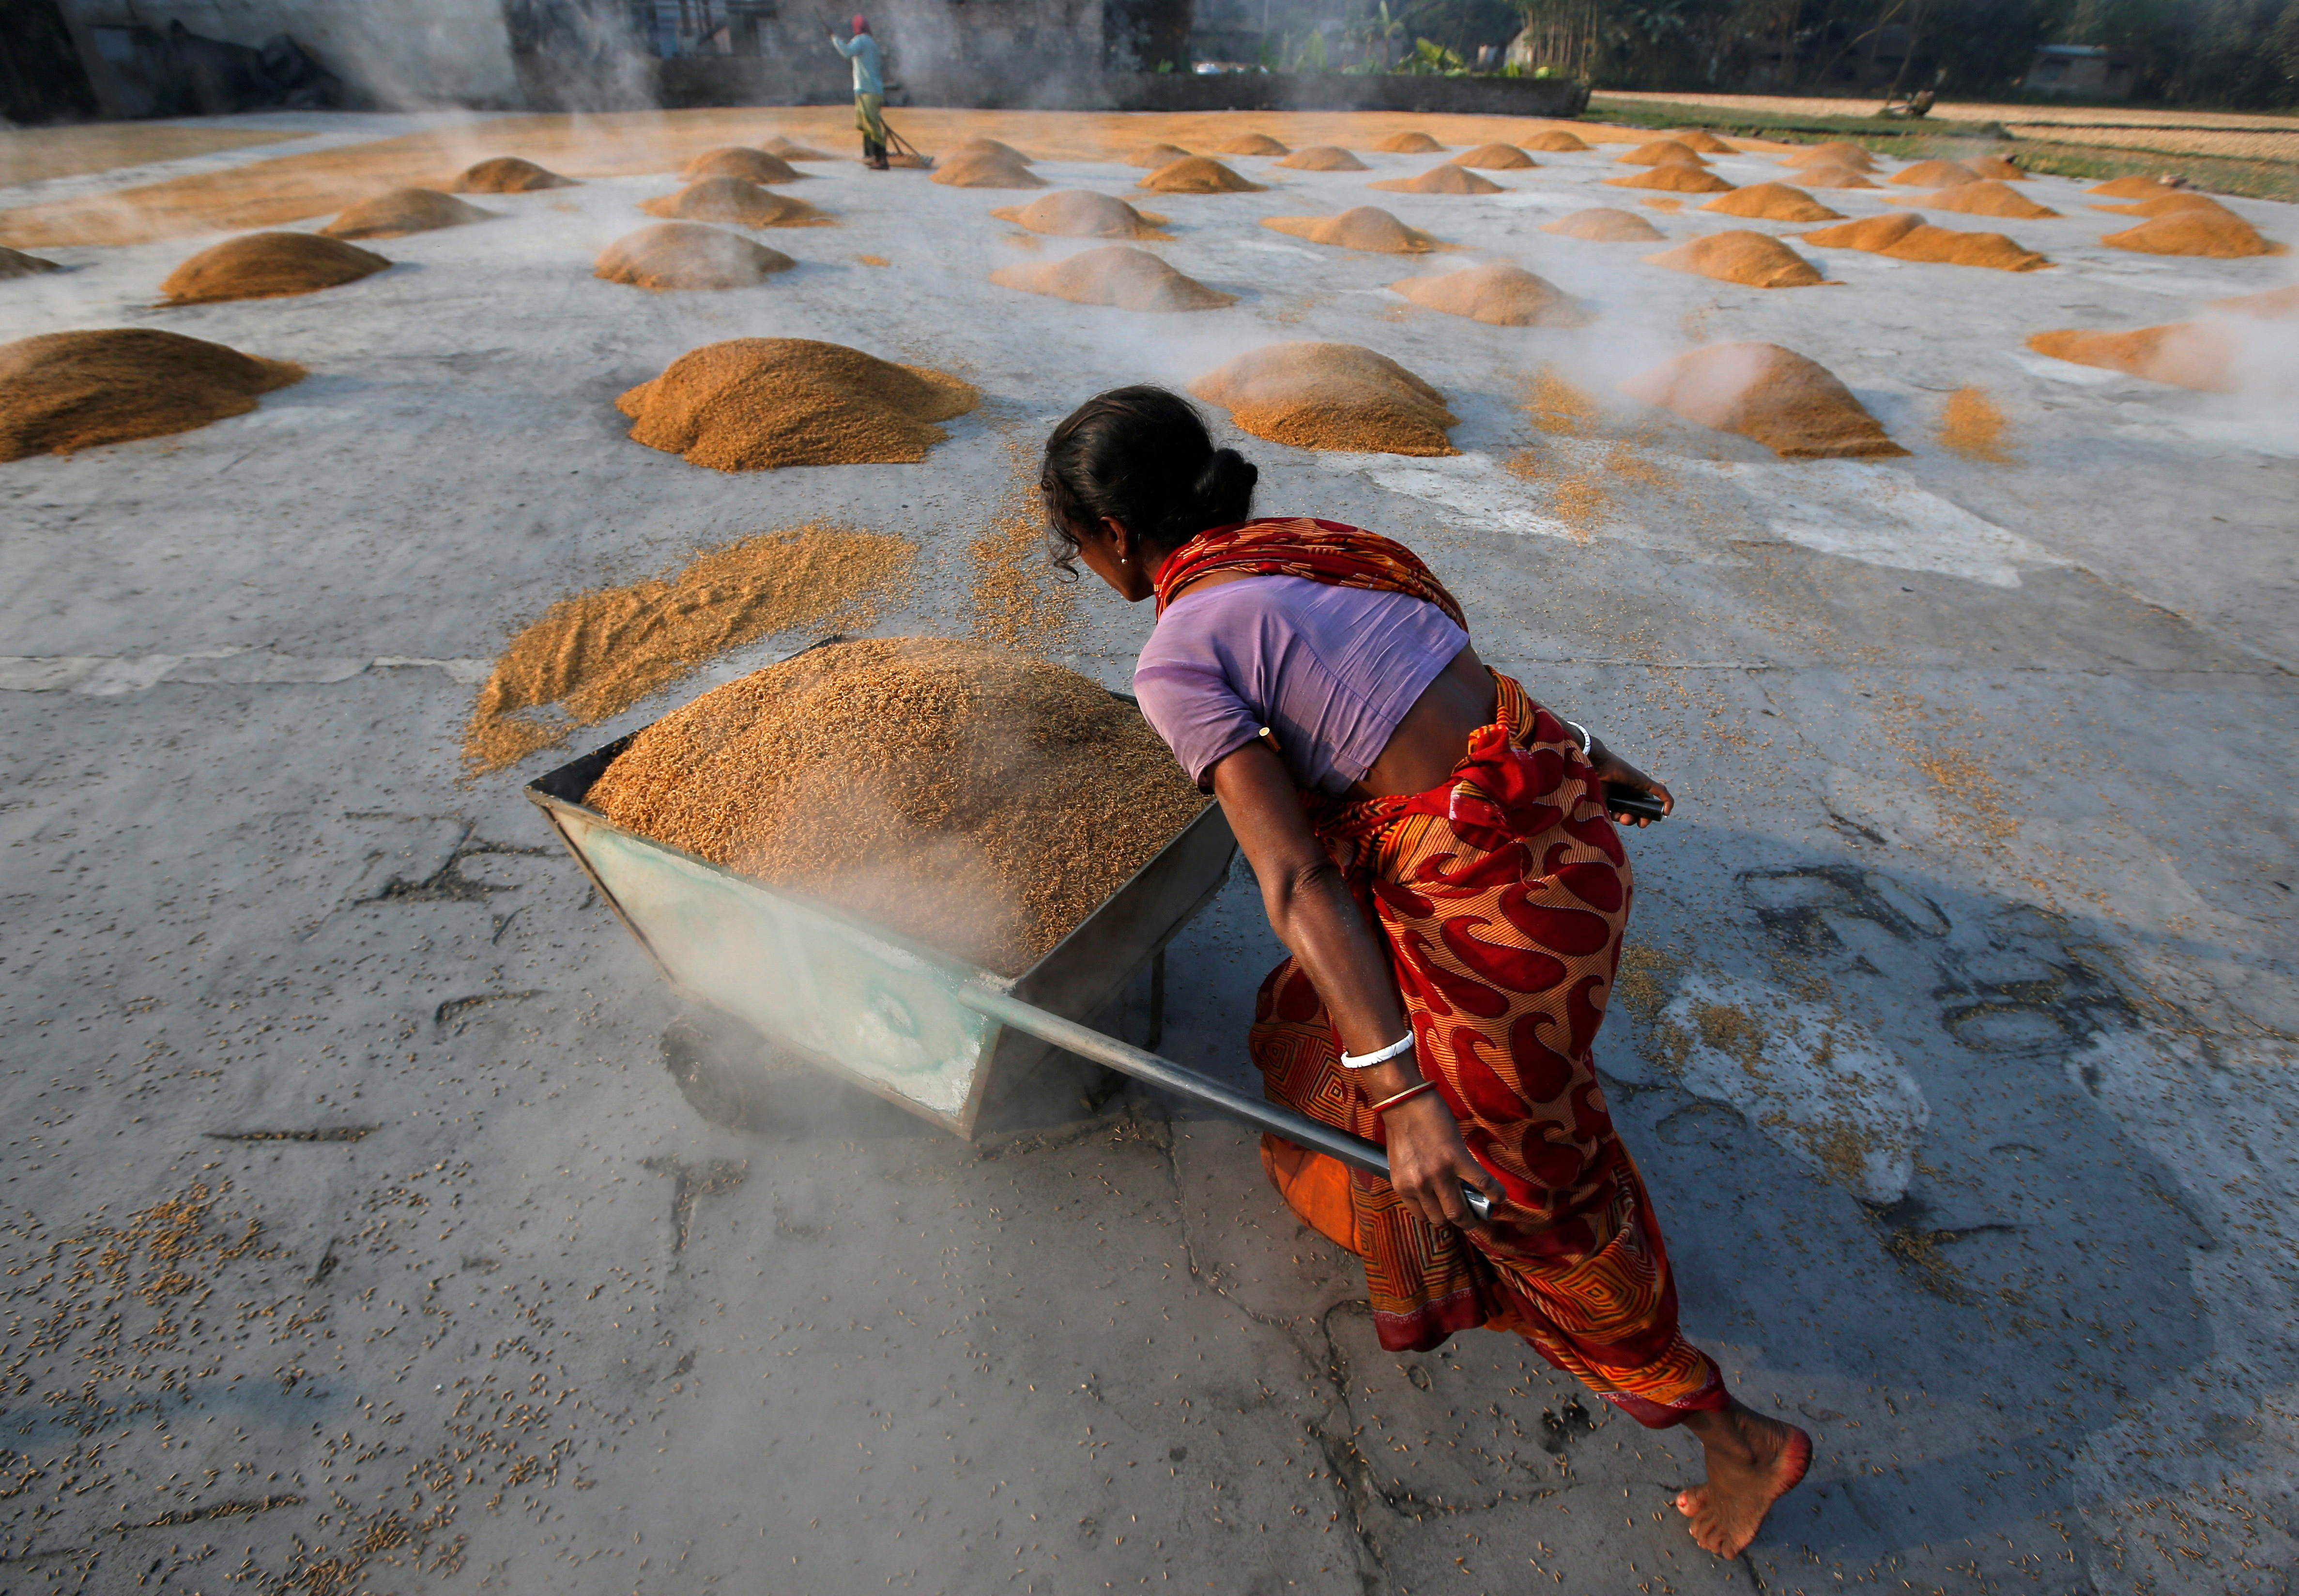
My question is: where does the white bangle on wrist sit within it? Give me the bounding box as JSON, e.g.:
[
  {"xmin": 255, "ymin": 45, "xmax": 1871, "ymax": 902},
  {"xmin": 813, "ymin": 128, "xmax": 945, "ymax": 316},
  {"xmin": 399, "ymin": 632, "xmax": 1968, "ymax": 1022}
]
[
  {"xmin": 1340, "ymin": 1033, "xmax": 1416, "ymax": 1070},
  {"xmin": 1565, "ymin": 720, "xmax": 1593, "ymax": 753}
]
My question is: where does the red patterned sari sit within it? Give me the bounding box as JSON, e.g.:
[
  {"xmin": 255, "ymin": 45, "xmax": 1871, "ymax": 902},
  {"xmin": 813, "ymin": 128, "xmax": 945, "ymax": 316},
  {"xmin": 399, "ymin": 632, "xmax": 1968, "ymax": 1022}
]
[{"xmin": 1156, "ymin": 517, "xmax": 1728, "ymax": 1428}]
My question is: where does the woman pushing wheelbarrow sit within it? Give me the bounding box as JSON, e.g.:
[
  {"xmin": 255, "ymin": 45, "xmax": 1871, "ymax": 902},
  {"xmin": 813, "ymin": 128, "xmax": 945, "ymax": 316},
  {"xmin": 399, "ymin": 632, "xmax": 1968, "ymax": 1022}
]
[{"xmin": 1037, "ymin": 386, "xmax": 1812, "ymax": 1559}]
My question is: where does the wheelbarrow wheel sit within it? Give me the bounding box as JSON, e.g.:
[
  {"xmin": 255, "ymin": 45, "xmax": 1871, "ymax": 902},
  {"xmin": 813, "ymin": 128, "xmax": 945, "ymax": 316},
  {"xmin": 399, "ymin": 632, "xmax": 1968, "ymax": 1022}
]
[
  {"xmin": 658, "ymin": 1009, "xmax": 942, "ymax": 1140},
  {"xmin": 661, "ymin": 1012, "xmax": 786, "ymax": 1133}
]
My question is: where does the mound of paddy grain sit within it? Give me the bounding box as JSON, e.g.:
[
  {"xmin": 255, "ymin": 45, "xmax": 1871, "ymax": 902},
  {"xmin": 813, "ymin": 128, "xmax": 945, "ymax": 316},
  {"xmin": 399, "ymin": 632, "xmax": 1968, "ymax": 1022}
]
[
  {"xmin": 1261, "ymin": 207, "xmax": 1440, "ymax": 253},
  {"xmin": 584, "ymin": 637, "xmax": 1209, "ymax": 975},
  {"xmin": 322, "ymin": 187, "xmax": 492, "ymax": 239},
  {"xmin": 1369, "ymin": 165, "xmax": 1504, "ymax": 195},
  {"xmin": 640, "ymin": 178, "xmax": 833, "ymax": 227},
  {"xmin": 1643, "ymin": 198, "xmax": 1684, "ymax": 214},
  {"xmin": 2090, "ymin": 192, "xmax": 2233, "ymax": 218},
  {"xmin": 1889, "ymin": 158, "xmax": 1979, "ymax": 188},
  {"xmin": 1214, "ymin": 133, "xmax": 1289, "ymax": 156},
  {"xmin": 2087, "ymin": 175, "xmax": 2175, "ymax": 199},
  {"xmin": 1910, "ymin": 181, "xmax": 2059, "ymax": 219},
  {"xmin": 462, "ymin": 524, "xmax": 917, "ymax": 773},
  {"xmin": 1643, "ymin": 230, "xmax": 1823, "ymax": 287},
  {"xmin": 990, "ymin": 190, "xmax": 1170, "ymax": 239},
  {"xmin": 1278, "ymin": 145, "xmax": 1369, "ymax": 171},
  {"xmin": 1667, "ymin": 129, "xmax": 1739, "ymax": 153},
  {"xmin": 2102, "ymin": 210, "xmax": 2279, "ymax": 257},
  {"xmin": 683, "ymin": 146, "xmax": 802, "ymax": 184},
  {"xmin": 989, "ymin": 245, "xmax": 1234, "ymax": 312},
  {"xmin": 1372, "ymin": 131, "xmax": 1446, "ymax": 153},
  {"xmin": 1795, "ymin": 211, "xmax": 1921, "ymax": 249},
  {"xmin": 1620, "ymin": 341, "xmax": 1907, "ymax": 459},
  {"xmin": 614, "ymin": 338, "xmax": 978, "ymax": 471},
  {"xmin": 1450, "ymin": 143, "xmax": 1537, "ymax": 169},
  {"xmin": 1621, "ymin": 139, "xmax": 1707, "ymax": 167},
  {"xmin": 1963, "ymin": 156, "xmax": 2024, "ymax": 180},
  {"xmin": 1794, "ymin": 165, "xmax": 1880, "ymax": 189},
  {"xmin": 0, "ymin": 328, "xmax": 304, "ymax": 460},
  {"xmin": 451, "ymin": 156, "xmax": 573, "ymax": 193},
  {"xmin": 954, "ymin": 137, "xmax": 1035, "ymax": 164},
  {"xmin": 0, "ymin": 246, "xmax": 62, "ymax": 277},
  {"xmin": 764, "ymin": 137, "xmax": 837, "ymax": 160},
  {"xmin": 2211, "ymin": 282, "xmax": 2299, "ymax": 318},
  {"xmin": 1191, "ymin": 341, "xmax": 1456, "ymax": 456},
  {"xmin": 1125, "ymin": 142, "xmax": 1194, "ymax": 168},
  {"xmin": 159, "ymin": 231, "xmax": 389, "ymax": 305},
  {"xmin": 1390, "ymin": 262, "xmax": 1590, "ymax": 327},
  {"xmin": 1701, "ymin": 182, "xmax": 1842, "ymax": 222},
  {"xmin": 1606, "ymin": 165, "xmax": 1734, "ymax": 194},
  {"xmin": 1782, "ymin": 141, "xmax": 1875, "ymax": 171},
  {"xmin": 932, "ymin": 150, "xmax": 1046, "ymax": 190},
  {"xmin": 2025, "ymin": 323, "xmax": 2239, "ymax": 391},
  {"xmin": 594, "ymin": 223, "xmax": 795, "ymax": 290},
  {"xmin": 1139, "ymin": 157, "xmax": 1263, "ymax": 194},
  {"xmin": 1542, "ymin": 207, "xmax": 1664, "ymax": 242},
  {"xmin": 1937, "ymin": 385, "xmax": 2011, "ymax": 462},
  {"xmin": 1522, "ymin": 129, "xmax": 1592, "ymax": 152},
  {"xmin": 1796, "ymin": 212, "xmax": 2049, "ymax": 271}
]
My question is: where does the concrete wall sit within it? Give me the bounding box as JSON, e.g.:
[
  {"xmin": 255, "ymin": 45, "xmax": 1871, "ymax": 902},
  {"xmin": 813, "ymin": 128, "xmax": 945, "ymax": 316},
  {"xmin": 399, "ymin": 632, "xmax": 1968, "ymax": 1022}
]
[
  {"xmin": 654, "ymin": 61, "xmax": 1590, "ymax": 113},
  {"xmin": 59, "ymin": 0, "xmax": 525, "ymax": 113},
  {"xmin": 52, "ymin": 0, "xmax": 1578, "ymax": 120},
  {"xmin": 644, "ymin": 0, "xmax": 1120, "ymax": 113}
]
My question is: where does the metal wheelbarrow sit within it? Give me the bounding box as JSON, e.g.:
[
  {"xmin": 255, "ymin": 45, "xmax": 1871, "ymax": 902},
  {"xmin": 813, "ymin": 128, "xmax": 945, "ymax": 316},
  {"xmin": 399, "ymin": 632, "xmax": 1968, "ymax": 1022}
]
[{"xmin": 527, "ymin": 705, "xmax": 1491, "ymax": 1217}]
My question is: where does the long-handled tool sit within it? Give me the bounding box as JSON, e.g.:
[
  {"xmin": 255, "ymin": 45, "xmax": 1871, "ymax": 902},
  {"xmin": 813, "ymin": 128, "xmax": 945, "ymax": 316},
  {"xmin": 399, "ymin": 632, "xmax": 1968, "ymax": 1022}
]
[
  {"xmin": 866, "ymin": 937, "xmax": 1494, "ymax": 1223},
  {"xmin": 877, "ymin": 119, "xmax": 933, "ymax": 170}
]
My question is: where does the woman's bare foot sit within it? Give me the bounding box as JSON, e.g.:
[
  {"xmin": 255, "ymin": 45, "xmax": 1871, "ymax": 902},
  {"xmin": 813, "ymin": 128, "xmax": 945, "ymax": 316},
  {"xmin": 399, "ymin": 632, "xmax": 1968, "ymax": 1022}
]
[{"xmin": 1673, "ymin": 1400, "xmax": 1812, "ymax": 1557}]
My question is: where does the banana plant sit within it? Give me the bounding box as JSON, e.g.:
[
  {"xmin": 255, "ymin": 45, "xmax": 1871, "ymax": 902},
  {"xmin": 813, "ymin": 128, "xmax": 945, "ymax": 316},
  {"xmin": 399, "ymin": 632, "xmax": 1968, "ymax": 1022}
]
[
  {"xmin": 1350, "ymin": 0, "xmax": 1405, "ymax": 70},
  {"xmin": 1401, "ymin": 34, "xmax": 1467, "ymax": 71}
]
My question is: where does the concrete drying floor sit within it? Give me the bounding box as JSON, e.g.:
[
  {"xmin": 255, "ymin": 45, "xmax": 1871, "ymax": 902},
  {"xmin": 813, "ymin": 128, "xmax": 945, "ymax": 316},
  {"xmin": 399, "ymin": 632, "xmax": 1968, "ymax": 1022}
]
[{"xmin": 2, "ymin": 109, "xmax": 2296, "ymax": 1596}]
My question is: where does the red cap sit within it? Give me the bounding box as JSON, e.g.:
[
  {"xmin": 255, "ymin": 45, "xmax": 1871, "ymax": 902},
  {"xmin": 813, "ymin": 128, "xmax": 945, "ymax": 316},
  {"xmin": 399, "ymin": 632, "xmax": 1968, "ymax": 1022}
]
[{"xmin": 852, "ymin": 13, "xmax": 868, "ymax": 31}]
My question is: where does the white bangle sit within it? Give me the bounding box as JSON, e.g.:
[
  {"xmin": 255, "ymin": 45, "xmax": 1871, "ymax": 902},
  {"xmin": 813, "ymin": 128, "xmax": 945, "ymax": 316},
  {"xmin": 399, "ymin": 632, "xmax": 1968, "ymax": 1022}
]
[
  {"xmin": 1565, "ymin": 720, "xmax": 1593, "ymax": 753},
  {"xmin": 1340, "ymin": 1032, "xmax": 1416, "ymax": 1070}
]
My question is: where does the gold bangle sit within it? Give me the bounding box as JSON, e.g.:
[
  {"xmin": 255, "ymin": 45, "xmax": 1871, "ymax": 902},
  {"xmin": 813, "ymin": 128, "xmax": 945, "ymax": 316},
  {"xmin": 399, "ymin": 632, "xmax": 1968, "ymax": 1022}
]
[{"xmin": 1369, "ymin": 1081, "xmax": 1439, "ymax": 1115}]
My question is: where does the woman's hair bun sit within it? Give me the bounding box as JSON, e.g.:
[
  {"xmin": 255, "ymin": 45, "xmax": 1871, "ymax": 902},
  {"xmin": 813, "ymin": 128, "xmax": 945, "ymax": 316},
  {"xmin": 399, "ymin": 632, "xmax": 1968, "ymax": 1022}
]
[
  {"xmin": 1038, "ymin": 386, "xmax": 1260, "ymax": 573},
  {"xmin": 1191, "ymin": 449, "xmax": 1259, "ymax": 531}
]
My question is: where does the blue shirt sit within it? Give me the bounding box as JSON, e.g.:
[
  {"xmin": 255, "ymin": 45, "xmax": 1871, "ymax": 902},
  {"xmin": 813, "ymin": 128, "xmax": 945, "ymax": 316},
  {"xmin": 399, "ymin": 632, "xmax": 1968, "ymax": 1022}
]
[{"xmin": 833, "ymin": 32, "xmax": 883, "ymax": 96}]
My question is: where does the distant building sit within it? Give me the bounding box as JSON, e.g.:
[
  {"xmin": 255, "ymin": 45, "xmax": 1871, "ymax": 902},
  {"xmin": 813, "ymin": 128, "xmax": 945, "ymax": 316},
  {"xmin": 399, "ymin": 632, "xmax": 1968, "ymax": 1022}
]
[
  {"xmin": 56, "ymin": 0, "xmax": 533, "ymax": 111},
  {"xmin": 2021, "ymin": 44, "xmax": 2137, "ymax": 98}
]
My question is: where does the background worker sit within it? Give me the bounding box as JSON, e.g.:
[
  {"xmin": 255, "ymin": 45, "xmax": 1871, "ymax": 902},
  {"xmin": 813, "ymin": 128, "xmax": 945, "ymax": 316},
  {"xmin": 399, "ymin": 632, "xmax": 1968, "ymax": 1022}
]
[
  {"xmin": 827, "ymin": 14, "xmax": 889, "ymax": 170},
  {"xmin": 1038, "ymin": 386, "xmax": 1814, "ymax": 1562}
]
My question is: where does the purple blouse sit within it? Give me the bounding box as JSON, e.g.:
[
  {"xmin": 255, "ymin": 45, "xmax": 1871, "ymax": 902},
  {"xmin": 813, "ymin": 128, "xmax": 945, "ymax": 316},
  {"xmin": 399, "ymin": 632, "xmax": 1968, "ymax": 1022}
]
[{"xmin": 1132, "ymin": 574, "xmax": 1469, "ymax": 794}]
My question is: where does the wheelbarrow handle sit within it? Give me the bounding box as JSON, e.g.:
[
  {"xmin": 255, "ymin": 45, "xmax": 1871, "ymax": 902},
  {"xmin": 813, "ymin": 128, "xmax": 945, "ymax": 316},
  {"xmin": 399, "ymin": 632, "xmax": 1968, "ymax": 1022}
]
[{"xmin": 941, "ymin": 970, "xmax": 1494, "ymax": 1225}]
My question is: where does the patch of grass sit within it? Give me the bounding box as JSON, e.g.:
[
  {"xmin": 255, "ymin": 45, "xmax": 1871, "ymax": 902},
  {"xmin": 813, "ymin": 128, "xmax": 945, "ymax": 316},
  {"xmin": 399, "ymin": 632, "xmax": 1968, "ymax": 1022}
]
[
  {"xmin": 1584, "ymin": 94, "xmax": 2297, "ymax": 202},
  {"xmin": 1982, "ymin": 139, "xmax": 2296, "ymax": 202},
  {"xmin": 1583, "ymin": 94, "xmax": 1991, "ymax": 142}
]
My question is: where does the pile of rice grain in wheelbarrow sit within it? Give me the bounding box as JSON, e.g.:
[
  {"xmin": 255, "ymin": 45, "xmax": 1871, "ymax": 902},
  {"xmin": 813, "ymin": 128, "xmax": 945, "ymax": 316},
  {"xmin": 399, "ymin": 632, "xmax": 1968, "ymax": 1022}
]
[{"xmin": 586, "ymin": 637, "xmax": 1208, "ymax": 974}]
